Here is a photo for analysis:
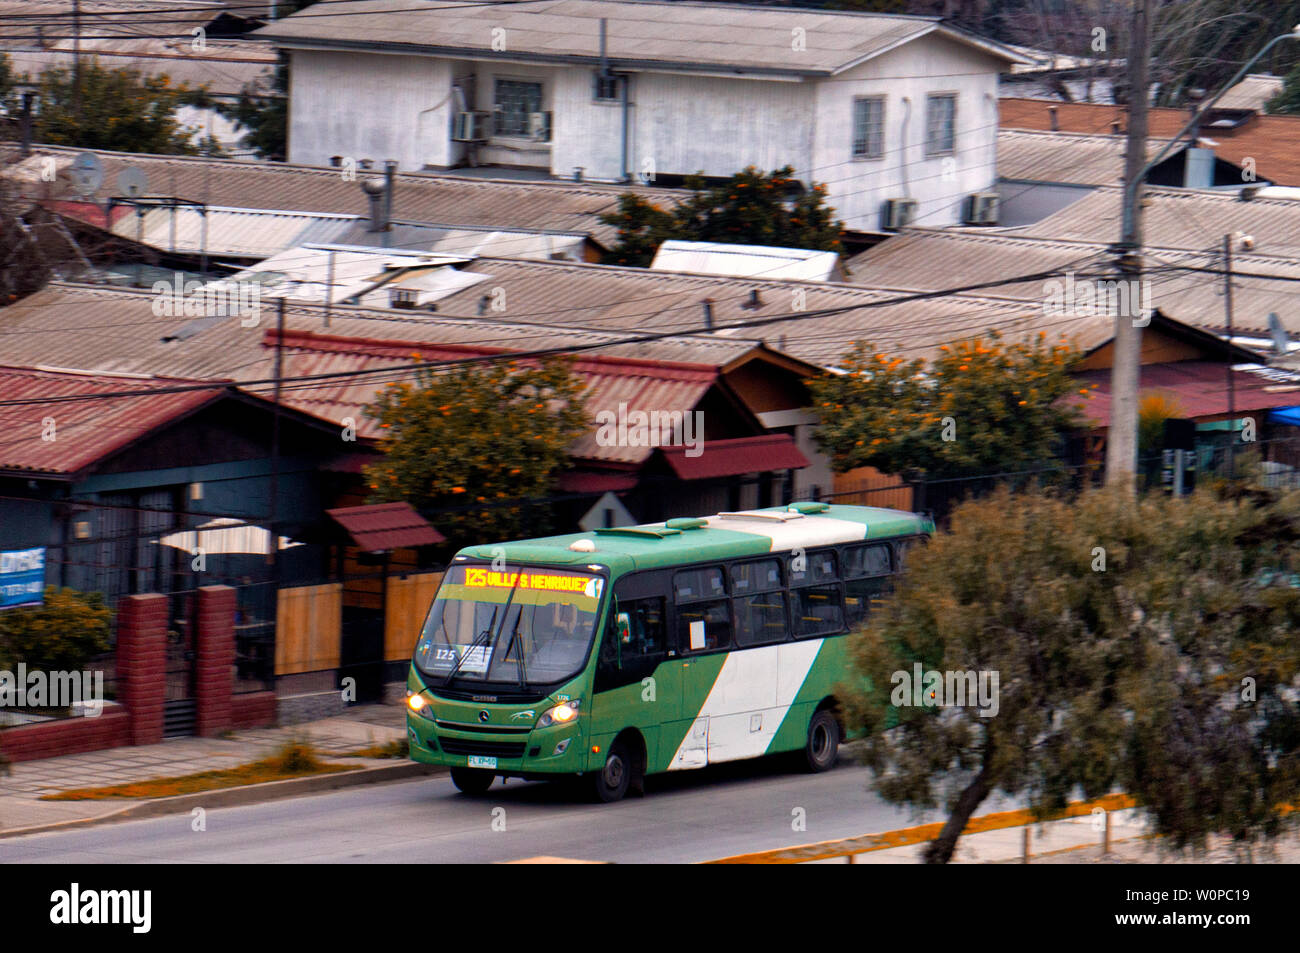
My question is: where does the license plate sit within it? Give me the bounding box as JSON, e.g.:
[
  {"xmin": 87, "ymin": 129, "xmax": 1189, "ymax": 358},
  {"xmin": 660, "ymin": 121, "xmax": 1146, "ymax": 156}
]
[{"xmin": 467, "ymin": 756, "xmax": 497, "ymax": 769}]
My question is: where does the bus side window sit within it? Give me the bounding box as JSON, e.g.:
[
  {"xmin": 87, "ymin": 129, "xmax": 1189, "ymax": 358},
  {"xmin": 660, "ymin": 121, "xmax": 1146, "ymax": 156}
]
[
  {"xmin": 676, "ymin": 600, "xmax": 731, "ymax": 652},
  {"xmin": 623, "ymin": 597, "xmax": 666, "ymax": 660},
  {"xmin": 601, "ymin": 597, "xmax": 666, "ymax": 672},
  {"xmin": 843, "ymin": 543, "xmax": 893, "ymax": 628}
]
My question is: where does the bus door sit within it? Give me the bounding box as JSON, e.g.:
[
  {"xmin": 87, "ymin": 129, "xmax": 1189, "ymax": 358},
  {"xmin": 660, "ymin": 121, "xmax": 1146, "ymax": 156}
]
[
  {"xmin": 668, "ymin": 566, "xmax": 732, "ymax": 769},
  {"xmin": 592, "ymin": 573, "xmax": 676, "ymax": 772}
]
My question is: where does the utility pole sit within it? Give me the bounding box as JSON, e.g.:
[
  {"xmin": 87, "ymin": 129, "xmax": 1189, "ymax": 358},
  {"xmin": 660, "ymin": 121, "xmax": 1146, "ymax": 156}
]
[
  {"xmin": 1224, "ymin": 232, "xmax": 1236, "ymax": 480},
  {"xmin": 268, "ymin": 295, "xmax": 285, "ymax": 580},
  {"xmin": 73, "ymin": 0, "xmax": 82, "ymax": 124},
  {"xmin": 1106, "ymin": 0, "xmax": 1150, "ymax": 491}
]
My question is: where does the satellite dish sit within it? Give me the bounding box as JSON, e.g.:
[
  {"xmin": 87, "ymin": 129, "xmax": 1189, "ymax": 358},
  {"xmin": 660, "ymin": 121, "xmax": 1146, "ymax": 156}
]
[
  {"xmin": 117, "ymin": 166, "xmax": 148, "ymax": 199},
  {"xmin": 67, "ymin": 152, "xmax": 103, "ymax": 197}
]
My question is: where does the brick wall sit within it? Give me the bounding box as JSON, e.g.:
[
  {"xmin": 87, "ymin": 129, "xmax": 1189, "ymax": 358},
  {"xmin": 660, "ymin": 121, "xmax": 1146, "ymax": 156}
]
[
  {"xmin": 230, "ymin": 692, "xmax": 277, "ymax": 729},
  {"xmin": 116, "ymin": 593, "xmax": 167, "ymax": 746},
  {"xmin": 195, "ymin": 586, "xmax": 236, "ymax": 737},
  {"xmin": 0, "ymin": 707, "xmax": 130, "ymax": 763}
]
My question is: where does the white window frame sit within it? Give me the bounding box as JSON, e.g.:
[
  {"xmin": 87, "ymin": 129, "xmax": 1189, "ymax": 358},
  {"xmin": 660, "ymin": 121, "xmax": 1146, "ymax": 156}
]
[
  {"xmin": 851, "ymin": 95, "xmax": 885, "ymax": 160},
  {"xmin": 493, "ymin": 77, "xmax": 545, "ymax": 138},
  {"xmin": 925, "ymin": 92, "xmax": 957, "ymax": 156}
]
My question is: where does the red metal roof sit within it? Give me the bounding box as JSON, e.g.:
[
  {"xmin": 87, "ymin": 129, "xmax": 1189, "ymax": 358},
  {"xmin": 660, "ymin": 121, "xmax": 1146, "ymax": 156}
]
[
  {"xmin": 0, "ymin": 366, "xmax": 219, "ymax": 478},
  {"xmin": 1072, "ymin": 361, "xmax": 1296, "ymax": 428},
  {"xmin": 263, "ymin": 329, "xmax": 721, "ymax": 466},
  {"xmin": 326, "ymin": 502, "xmax": 445, "ymax": 552},
  {"xmin": 658, "ymin": 434, "xmax": 809, "ymax": 481}
]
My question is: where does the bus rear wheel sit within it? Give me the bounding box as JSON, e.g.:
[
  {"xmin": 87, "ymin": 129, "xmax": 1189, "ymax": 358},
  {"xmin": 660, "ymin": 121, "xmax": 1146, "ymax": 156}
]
[
  {"xmin": 450, "ymin": 768, "xmax": 495, "ymax": 795},
  {"xmin": 592, "ymin": 740, "xmax": 632, "ymax": 803},
  {"xmin": 804, "ymin": 710, "xmax": 840, "ymax": 773}
]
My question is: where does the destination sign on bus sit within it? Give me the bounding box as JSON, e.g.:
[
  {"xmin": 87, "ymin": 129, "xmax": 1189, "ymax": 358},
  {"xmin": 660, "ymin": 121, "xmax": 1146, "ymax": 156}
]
[{"xmin": 464, "ymin": 568, "xmax": 597, "ymax": 594}]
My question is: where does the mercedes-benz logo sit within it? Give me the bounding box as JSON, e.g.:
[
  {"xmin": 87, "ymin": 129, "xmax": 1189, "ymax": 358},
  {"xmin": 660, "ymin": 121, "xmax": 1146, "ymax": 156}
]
[{"xmin": 478, "ymin": 709, "xmax": 490, "ymax": 723}]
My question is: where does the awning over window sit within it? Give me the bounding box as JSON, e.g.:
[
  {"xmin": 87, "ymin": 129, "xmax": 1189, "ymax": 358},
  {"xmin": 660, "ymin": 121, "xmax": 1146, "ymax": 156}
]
[
  {"xmin": 326, "ymin": 502, "xmax": 445, "ymax": 552},
  {"xmin": 657, "ymin": 434, "xmax": 809, "ymax": 481}
]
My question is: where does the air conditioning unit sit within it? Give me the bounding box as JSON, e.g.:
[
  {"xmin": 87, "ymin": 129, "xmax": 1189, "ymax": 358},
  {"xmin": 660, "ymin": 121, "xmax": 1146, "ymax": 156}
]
[
  {"xmin": 452, "ymin": 111, "xmax": 491, "ymax": 142},
  {"xmin": 963, "ymin": 191, "xmax": 1000, "ymax": 225},
  {"xmin": 528, "ymin": 111, "xmax": 552, "ymax": 142},
  {"xmin": 881, "ymin": 198, "xmax": 918, "ymax": 231}
]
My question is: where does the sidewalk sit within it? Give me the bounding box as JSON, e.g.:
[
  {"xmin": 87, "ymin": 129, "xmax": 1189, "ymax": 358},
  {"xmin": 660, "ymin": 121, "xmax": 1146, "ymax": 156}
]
[
  {"xmin": 0, "ymin": 702, "xmax": 424, "ymax": 835},
  {"xmin": 800, "ymin": 809, "xmax": 1300, "ymax": 864}
]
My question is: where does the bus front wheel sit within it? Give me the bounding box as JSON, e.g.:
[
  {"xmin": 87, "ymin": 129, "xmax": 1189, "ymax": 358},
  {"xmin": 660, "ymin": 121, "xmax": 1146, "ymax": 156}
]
[
  {"xmin": 804, "ymin": 710, "xmax": 840, "ymax": 773},
  {"xmin": 450, "ymin": 768, "xmax": 495, "ymax": 795},
  {"xmin": 592, "ymin": 740, "xmax": 632, "ymax": 802}
]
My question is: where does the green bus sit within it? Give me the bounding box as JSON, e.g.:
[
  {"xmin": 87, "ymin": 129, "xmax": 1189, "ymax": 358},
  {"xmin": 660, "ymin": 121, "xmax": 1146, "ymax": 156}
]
[{"xmin": 405, "ymin": 501, "xmax": 932, "ymax": 801}]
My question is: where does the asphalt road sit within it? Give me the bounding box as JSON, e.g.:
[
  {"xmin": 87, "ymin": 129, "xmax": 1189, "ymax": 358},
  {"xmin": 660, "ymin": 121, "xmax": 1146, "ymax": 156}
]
[{"xmin": 0, "ymin": 753, "xmax": 1020, "ymax": 863}]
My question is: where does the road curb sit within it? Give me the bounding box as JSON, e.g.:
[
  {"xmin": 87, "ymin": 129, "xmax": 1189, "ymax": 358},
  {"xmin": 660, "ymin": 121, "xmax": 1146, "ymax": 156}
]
[{"xmin": 0, "ymin": 761, "xmax": 446, "ymax": 840}]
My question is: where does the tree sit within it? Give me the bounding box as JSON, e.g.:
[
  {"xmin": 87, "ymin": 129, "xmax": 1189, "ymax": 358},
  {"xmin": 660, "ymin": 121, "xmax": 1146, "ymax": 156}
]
[
  {"xmin": 1266, "ymin": 63, "xmax": 1300, "ymax": 115},
  {"xmin": 0, "ymin": 587, "xmax": 112, "ymax": 672},
  {"xmin": 27, "ymin": 59, "xmax": 206, "ymax": 155},
  {"xmin": 599, "ymin": 166, "xmax": 845, "ymax": 267},
  {"xmin": 219, "ymin": 59, "xmax": 288, "ymax": 161},
  {"xmin": 218, "ymin": 0, "xmax": 317, "ymax": 160},
  {"xmin": 810, "ymin": 331, "xmax": 1087, "ymax": 480},
  {"xmin": 845, "ymin": 482, "xmax": 1300, "ymax": 864},
  {"xmin": 363, "ymin": 358, "xmax": 588, "ymax": 547}
]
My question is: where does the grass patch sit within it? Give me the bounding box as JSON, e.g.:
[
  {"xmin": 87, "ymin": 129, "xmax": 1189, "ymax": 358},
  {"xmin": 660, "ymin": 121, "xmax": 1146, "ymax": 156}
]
[
  {"xmin": 41, "ymin": 738, "xmax": 357, "ymax": 801},
  {"xmin": 338, "ymin": 738, "xmax": 409, "ymax": 759}
]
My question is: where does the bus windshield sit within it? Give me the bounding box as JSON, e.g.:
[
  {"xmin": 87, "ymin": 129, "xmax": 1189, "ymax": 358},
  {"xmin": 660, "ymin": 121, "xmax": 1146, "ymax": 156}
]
[{"xmin": 414, "ymin": 564, "xmax": 605, "ymax": 687}]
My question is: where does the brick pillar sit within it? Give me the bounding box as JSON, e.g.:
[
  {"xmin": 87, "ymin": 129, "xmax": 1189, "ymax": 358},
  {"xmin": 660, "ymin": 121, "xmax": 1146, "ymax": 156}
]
[
  {"xmin": 195, "ymin": 585, "xmax": 236, "ymax": 737},
  {"xmin": 117, "ymin": 593, "xmax": 167, "ymax": 746}
]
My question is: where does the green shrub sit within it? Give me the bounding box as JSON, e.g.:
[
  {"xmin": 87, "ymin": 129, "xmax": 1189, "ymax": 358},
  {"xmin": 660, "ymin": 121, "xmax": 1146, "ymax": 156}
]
[{"xmin": 0, "ymin": 587, "xmax": 111, "ymax": 671}]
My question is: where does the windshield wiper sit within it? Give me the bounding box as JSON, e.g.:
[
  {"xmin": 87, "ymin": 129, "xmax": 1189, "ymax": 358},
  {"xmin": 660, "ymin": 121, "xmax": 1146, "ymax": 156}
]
[
  {"xmin": 500, "ymin": 609, "xmax": 528, "ymax": 689},
  {"xmin": 444, "ymin": 576, "xmax": 522, "ymax": 687},
  {"xmin": 442, "ymin": 607, "xmax": 499, "ymax": 688}
]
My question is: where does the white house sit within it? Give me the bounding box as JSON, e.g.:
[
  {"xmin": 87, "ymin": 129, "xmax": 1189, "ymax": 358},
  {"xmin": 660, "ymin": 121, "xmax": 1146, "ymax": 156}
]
[{"xmin": 257, "ymin": 0, "xmax": 1026, "ymax": 232}]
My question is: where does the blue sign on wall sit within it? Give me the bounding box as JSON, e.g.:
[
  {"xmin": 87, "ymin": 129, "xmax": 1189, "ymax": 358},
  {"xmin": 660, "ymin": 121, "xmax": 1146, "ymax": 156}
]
[{"xmin": 0, "ymin": 547, "xmax": 45, "ymax": 609}]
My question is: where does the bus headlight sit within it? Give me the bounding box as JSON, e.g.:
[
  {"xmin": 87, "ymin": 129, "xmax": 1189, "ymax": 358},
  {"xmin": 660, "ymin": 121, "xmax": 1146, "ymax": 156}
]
[
  {"xmin": 537, "ymin": 699, "xmax": 581, "ymax": 728},
  {"xmin": 407, "ymin": 692, "xmax": 434, "ymax": 719}
]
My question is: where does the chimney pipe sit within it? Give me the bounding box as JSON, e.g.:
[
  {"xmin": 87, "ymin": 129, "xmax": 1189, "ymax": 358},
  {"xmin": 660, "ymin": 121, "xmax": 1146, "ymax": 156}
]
[
  {"xmin": 1047, "ymin": 105, "xmax": 1058, "ymax": 131},
  {"xmin": 361, "ymin": 177, "xmax": 386, "ymax": 233},
  {"xmin": 702, "ymin": 298, "xmax": 714, "ymax": 331},
  {"xmin": 383, "ymin": 160, "xmax": 397, "ymax": 248}
]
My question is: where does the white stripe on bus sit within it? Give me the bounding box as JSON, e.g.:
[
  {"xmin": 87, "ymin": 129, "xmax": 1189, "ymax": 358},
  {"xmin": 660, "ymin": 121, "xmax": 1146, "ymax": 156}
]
[{"xmin": 668, "ymin": 638, "xmax": 824, "ymax": 770}]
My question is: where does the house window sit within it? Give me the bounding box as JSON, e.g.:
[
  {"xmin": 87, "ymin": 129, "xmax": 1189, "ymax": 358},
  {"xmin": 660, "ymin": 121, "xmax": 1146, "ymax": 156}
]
[
  {"xmin": 926, "ymin": 93, "xmax": 956, "ymax": 155},
  {"xmin": 493, "ymin": 79, "xmax": 543, "ymax": 136},
  {"xmin": 594, "ymin": 71, "xmax": 623, "ymax": 102},
  {"xmin": 852, "ymin": 96, "xmax": 884, "ymax": 158}
]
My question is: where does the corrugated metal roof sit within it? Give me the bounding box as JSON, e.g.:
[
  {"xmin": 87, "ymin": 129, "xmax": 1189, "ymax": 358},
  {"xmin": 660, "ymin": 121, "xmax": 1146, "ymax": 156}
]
[
  {"xmin": 997, "ymin": 129, "xmax": 1173, "ymax": 186},
  {"xmin": 326, "ymin": 502, "xmax": 445, "ymax": 550},
  {"xmin": 256, "ymin": 0, "xmax": 1024, "ymax": 76},
  {"xmin": 650, "ymin": 241, "xmax": 840, "ymax": 281},
  {"xmin": 0, "ymin": 280, "xmax": 772, "ymax": 404},
  {"xmin": 0, "ymin": 0, "xmax": 233, "ymax": 49},
  {"xmin": 1073, "ymin": 361, "xmax": 1299, "ymax": 428},
  {"xmin": 661, "ymin": 434, "xmax": 808, "ymax": 480},
  {"xmin": 845, "ymin": 229, "xmax": 1300, "ymax": 339},
  {"xmin": 4, "ymin": 146, "xmax": 687, "ymax": 247},
  {"xmin": 2, "ymin": 47, "xmax": 273, "ymax": 97},
  {"xmin": 1006, "ymin": 186, "xmax": 1300, "ymax": 259},
  {"xmin": 223, "ymin": 246, "xmax": 482, "ymax": 304},
  {"xmin": 109, "ymin": 206, "xmax": 361, "ymax": 259},
  {"xmin": 265, "ymin": 328, "xmax": 720, "ymax": 465},
  {"xmin": 1219, "ymin": 74, "xmax": 1284, "ymax": 112},
  {"xmin": 1000, "ymin": 96, "xmax": 1300, "ymax": 187},
  {"xmin": 0, "ymin": 365, "xmax": 218, "ymax": 477}
]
